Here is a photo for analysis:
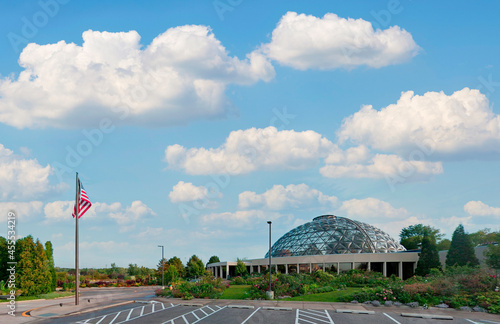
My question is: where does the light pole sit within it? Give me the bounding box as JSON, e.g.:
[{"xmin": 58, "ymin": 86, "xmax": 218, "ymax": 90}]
[
  {"xmin": 266, "ymin": 221, "xmax": 274, "ymax": 300},
  {"xmin": 158, "ymin": 245, "xmax": 164, "ymax": 289}
]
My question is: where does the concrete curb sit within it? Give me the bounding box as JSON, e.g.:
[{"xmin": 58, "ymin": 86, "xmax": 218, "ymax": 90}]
[
  {"xmin": 228, "ymin": 305, "xmax": 255, "ymax": 309},
  {"xmin": 29, "ymin": 300, "xmax": 134, "ymax": 319},
  {"xmin": 336, "ymin": 309, "xmax": 375, "ymax": 315},
  {"xmin": 262, "ymin": 306, "xmax": 293, "ymax": 311},
  {"xmin": 401, "ymin": 313, "xmax": 453, "ymax": 320},
  {"xmin": 179, "ymin": 303, "xmax": 203, "ymax": 307}
]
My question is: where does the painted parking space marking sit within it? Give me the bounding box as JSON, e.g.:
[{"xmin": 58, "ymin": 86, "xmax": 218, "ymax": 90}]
[
  {"xmin": 161, "ymin": 305, "xmax": 226, "ymax": 324},
  {"xmin": 296, "ymin": 309, "xmax": 334, "ymax": 324},
  {"xmin": 466, "ymin": 320, "xmax": 500, "ymax": 324},
  {"xmin": 241, "ymin": 306, "xmax": 262, "ymax": 324},
  {"xmin": 75, "ymin": 302, "xmax": 177, "ymax": 324},
  {"xmin": 383, "ymin": 312, "xmax": 401, "ymax": 324}
]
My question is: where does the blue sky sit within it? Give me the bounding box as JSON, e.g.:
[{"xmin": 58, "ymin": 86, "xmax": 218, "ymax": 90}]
[{"xmin": 1, "ymin": 0, "xmax": 500, "ymax": 268}]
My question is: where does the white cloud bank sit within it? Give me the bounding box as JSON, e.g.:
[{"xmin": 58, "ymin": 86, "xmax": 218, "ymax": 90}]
[
  {"xmin": 165, "ymin": 126, "xmax": 334, "ymax": 175},
  {"xmin": 0, "ymin": 27, "xmax": 274, "ymax": 129},
  {"xmin": 0, "ymin": 144, "xmax": 53, "ymax": 200},
  {"xmin": 0, "ymin": 201, "xmax": 43, "ymax": 222},
  {"xmin": 262, "ymin": 11, "xmax": 420, "ymax": 70},
  {"xmin": 44, "ymin": 200, "xmax": 156, "ymax": 231},
  {"xmin": 339, "ymin": 88, "xmax": 500, "ymax": 156},
  {"xmin": 239, "ymin": 183, "xmax": 338, "ymax": 210}
]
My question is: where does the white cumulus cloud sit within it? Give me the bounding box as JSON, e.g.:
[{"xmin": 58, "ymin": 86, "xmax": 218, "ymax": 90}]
[
  {"xmin": 238, "ymin": 184, "xmax": 338, "ymax": 210},
  {"xmin": 464, "ymin": 201, "xmax": 500, "ymax": 217},
  {"xmin": 0, "ymin": 144, "xmax": 53, "ymax": 200},
  {"xmin": 169, "ymin": 181, "xmax": 222, "ymax": 203},
  {"xmin": 165, "ymin": 126, "xmax": 335, "ymax": 175},
  {"xmin": 0, "ymin": 27, "xmax": 274, "ymax": 129},
  {"xmin": 338, "ymin": 88, "xmax": 500, "ymax": 156},
  {"xmin": 262, "ymin": 11, "xmax": 420, "ymax": 70}
]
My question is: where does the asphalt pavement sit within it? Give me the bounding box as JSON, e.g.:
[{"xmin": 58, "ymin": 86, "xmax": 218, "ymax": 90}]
[{"xmin": 5, "ymin": 287, "xmax": 500, "ymax": 324}]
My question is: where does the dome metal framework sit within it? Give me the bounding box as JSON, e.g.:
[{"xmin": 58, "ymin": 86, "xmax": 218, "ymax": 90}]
[{"xmin": 266, "ymin": 215, "xmax": 406, "ymax": 258}]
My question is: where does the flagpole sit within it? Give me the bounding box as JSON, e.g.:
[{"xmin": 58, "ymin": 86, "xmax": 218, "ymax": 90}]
[{"xmin": 75, "ymin": 172, "xmax": 80, "ymax": 305}]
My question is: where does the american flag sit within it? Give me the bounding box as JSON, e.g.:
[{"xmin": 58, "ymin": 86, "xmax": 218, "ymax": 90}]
[{"xmin": 73, "ymin": 179, "xmax": 92, "ymax": 218}]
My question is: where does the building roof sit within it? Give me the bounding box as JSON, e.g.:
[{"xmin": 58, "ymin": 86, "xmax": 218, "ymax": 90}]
[{"xmin": 266, "ymin": 215, "xmax": 406, "ymax": 257}]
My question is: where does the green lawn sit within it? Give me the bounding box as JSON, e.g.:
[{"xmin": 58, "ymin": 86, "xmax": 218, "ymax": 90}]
[
  {"xmin": 0, "ymin": 291, "xmax": 74, "ymax": 302},
  {"xmin": 220, "ymin": 285, "xmax": 251, "ymax": 300},
  {"xmin": 282, "ymin": 287, "xmax": 361, "ymax": 302}
]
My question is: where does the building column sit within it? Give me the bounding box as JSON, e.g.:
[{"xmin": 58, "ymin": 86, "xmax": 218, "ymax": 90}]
[
  {"xmin": 383, "ymin": 262, "xmax": 387, "ymax": 277},
  {"xmin": 275, "ymin": 264, "xmax": 278, "ymax": 274},
  {"xmin": 219, "ymin": 266, "xmax": 222, "ymax": 279},
  {"xmin": 322, "ymin": 263, "xmax": 325, "ymax": 272},
  {"xmin": 367, "ymin": 262, "xmax": 371, "ymax": 271},
  {"xmin": 297, "ymin": 264, "xmax": 300, "ymax": 273},
  {"xmin": 250, "ymin": 265, "xmax": 253, "ymax": 274},
  {"xmin": 309, "ymin": 263, "xmax": 312, "ymax": 273},
  {"xmin": 285, "ymin": 264, "xmax": 288, "ymax": 274},
  {"xmin": 398, "ymin": 262, "xmax": 403, "ymax": 280},
  {"xmin": 226, "ymin": 264, "xmax": 229, "ymax": 279},
  {"xmin": 351, "ymin": 262, "xmax": 354, "ymax": 270},
  {"xmin": 258, "ymin": 265, "xmax": 261, "ymax": 273},
  {"xmin": 337, "ymin": 262, "xmax": 340, "ymax": 275}
]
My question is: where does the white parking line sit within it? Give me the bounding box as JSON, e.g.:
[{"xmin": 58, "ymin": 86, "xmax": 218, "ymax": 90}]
[
  {"xmin": 161, "ymin": 305, "xmax": 227, "ymax": 324},
  {"xmin": 109, "ymin": 312, "xmax": 121, "ymax": 324},
  {"xmin": 95, "ymin": 315, "xmax": 107, "ymax": 324},
  {"xmin": 383, "ymin": 313, "xmax": 401, "ymax": 324},
  {"xmin": 241, "ymin": 307, "xmax": 262, "ymax": 324},
  {"xmin": 296, "ymin": 309, "xmax": 334, "ymax": 324}
]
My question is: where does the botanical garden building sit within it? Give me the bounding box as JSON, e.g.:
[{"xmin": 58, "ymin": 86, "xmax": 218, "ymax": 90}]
[{"xmin": 207, "ymin": 215, "xmax": 420, "ymax": 280}]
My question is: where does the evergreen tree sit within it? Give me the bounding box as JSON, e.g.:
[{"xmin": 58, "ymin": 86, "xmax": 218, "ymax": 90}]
[
  {"xmin": 415, "ymin": 232, "xmax": 441, "ymax": 276},
  {"xmin": 235, "ymin": 258, "xmax": 248, "ymax": 277},
  {"xmin": 446, "ymin": 224, "xmax": 479, "ymax": 268},
  {"xmin": 16, "ymin": 236, "xmax": 37, "ymax": 295},
  {"xmin": 485, "ymin": 244, "xmax": 500, "ymax": 271},
  {"xmin": 45, "ymin": 241, "xmax": 57, "ymax": 291},
  {"xmin": 186, "ymin": 255, "xmax": 205, "ymax": 279},
  {"xmin": 0, "ymin": 236, "xmax": 8, "ymax": 282},
  {"xmin": 34, "ymin": 239, "xmax": 52, "ymax": 294},
  {"xmin": 206, "ymin": 255, "xmax": 220, "ymax": 267}
]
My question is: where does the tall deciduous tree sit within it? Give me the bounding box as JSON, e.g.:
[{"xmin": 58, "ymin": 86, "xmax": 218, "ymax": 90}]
[
  {"xmin": 485, "ymin": 244, "xmax": 500, "ymax": 271},
  {"xmin": 45, "ymin": 241, "xmax": 57, "ymax": 291},
  {"xmin": 415, "ymin": 232, "xmax": 441, "ymax": 276},
  {"xmin": 186, "ymin": 255, "xmax": 205, "ymax": 279},
  {"xmin": 446, "ymin": 224, "xmax": 479, "ymax": 267},
  {"xmin": 168, "ymin": 257, "xmax": 185, "ymax": 277},
  {"xmin": 206, "ymin": 256, "xmax": 220, "ymax": 267},
  {"xmin": 400, "ymin": 224, "xmax": 444, "ymax": 250}
]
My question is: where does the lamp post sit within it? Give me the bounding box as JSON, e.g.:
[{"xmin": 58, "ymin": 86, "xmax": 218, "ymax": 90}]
[
  {"xmin": 266, "ymin": 221, "xmax": 274, "ymax": 300},
  {"xmin": 158, "ymin": 245, "xmax": 164, "ymax": 289}
]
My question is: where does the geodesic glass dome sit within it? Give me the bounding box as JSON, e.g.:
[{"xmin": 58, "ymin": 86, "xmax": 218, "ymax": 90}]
[{"xmin": 265, "ymin": 215, "xmax": 406, "ymax": 258}]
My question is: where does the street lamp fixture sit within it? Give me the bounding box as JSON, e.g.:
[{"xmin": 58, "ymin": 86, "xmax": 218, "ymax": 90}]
[
  {"xmin": 266, "ymin": 221, "xmax": 274, "ymax": 300},
  {"xmin": 158, "ymin": 245, "xmax": 164, "ymax": 289}
]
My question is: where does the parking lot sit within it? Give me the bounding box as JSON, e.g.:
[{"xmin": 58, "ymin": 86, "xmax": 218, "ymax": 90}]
[{"xmin": 70, "ymin": 301, "xmax": 500, "ymax": 324}]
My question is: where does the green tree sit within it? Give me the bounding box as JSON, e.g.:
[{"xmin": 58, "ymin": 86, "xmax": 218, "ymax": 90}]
[
  {"xmin": 108, "ymin": 262, "xmax": 119, "ymax": 278},
  {"xmin": 206, "ymin": 255, "xmax": 220, "ymax": 267},
  {"xmin": 469, "ymin": 228, "xmax": 500, "ymax": 246},
  {"xmin": 168, "ymin": 257, "xmax": 185, "ymax": 277},
  {"xmin": 186, "ymin": 255, "xmax": 205, "ymax": 279},
  {"xmin": 165, "ymin": 265, "xmax": 179, "ymax": 284},
  {"xmin": 156, "ymin": 258, "xmax": 168, "ymax": 278},
  {"xmin": 446, "ymin": 224, "xmax": 479, "ymax": 268},
  {"xmin": 44, "ymin": 241, "xmax": 57, "ymax": 291},
  {"xmin": 0, "ymin": 237, "xmax": 8, "ymax": 282},
  {"xmin": 436, "ymin": 239, "xmax": 451, "ymax": 251},
  {"xmin": 400, "ymin": 224, "xmax": 444, "ymax": 250},
  {"xmin": 128, "ymin": 263, "xmax": 140, "ymax": 276},
  {"xmin": 34, "ymin": 240, "xmax": 52, "ymax": 293},
  {"xmin": 235, "ymin": 258, "xmax": 248, "ymax": 277},
  {"xmin": 415, "ymin": 232, "xmax": 441, "ymax": 276},
  {"xmin": 485, "ymin": 244, "xmax": 500, "ymax": 270}
]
